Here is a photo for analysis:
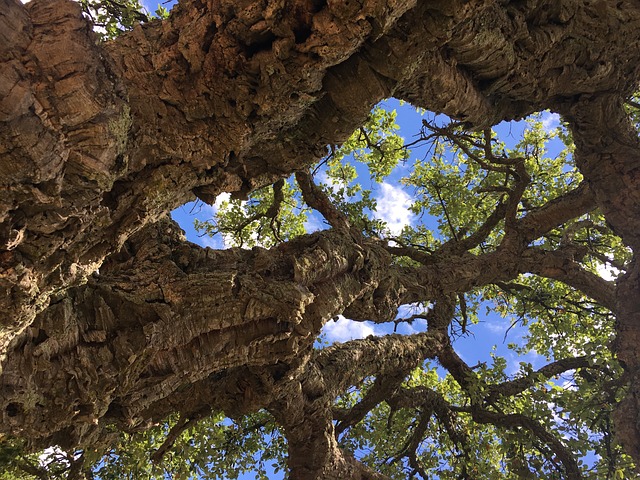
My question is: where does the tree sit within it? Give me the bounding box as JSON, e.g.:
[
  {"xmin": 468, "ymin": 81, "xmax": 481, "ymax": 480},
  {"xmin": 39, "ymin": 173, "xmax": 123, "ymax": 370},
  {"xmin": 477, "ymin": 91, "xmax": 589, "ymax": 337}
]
[{"xmin": 2, "ymin": 0, "xmax": 640, "ymax": 478}]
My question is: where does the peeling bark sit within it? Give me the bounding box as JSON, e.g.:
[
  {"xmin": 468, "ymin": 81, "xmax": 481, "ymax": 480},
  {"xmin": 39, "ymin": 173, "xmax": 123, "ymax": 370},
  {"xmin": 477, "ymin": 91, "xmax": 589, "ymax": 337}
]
[
  {"xmin": 565, "ymin": 96, "xmax": 640, "ymax": 465},
  {"xmin": 1, "ymin": 220, "xmax": 388, "ymax": 446},
  {"xmin": 1, "ymin": 215, "xmax": 582, "ymax": 448},
  {"xmin": 2, "ymin": 0, "xmax": 640, "ymax": 476}
]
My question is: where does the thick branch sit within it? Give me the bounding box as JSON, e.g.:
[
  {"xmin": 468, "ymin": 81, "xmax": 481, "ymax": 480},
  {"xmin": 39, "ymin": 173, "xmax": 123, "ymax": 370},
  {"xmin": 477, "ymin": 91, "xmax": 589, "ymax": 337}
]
[
  {"xmin": 466, "ymin": 408, "xmax": 583, "ymax": 480},
  {"xmin": 296, "ymin": 171, "xmax": 351, "ymax": 232},
  {"xmin": 0, "ymin": 221, "xmax": 395, "ymax": 446},
  {"xmin": 524, "ymin": 247, "xmax": 616, "ymax": 312},
  {"xmin": 564, "ymin": 96, "xmax": 640, "ymax": 466},
  {"xmin": 515, "ymin": 182, "xmax": 596, "ymax": 244},
  {"xmin": 316, "ymin": 331, "xmax": 448, "ymax": 399}
]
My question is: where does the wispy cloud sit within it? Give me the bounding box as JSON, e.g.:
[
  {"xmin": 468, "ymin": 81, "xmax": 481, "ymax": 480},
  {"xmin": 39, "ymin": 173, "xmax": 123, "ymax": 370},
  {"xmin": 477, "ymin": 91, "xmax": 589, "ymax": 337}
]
[
  {"xmin": 541, "ymin": 112, "xmax": 560, "ymax": 133},
  {"xmin": 483, "ymin": 318, "xmax": 512, "ymax": 335},
  {"xmin": 322, "ymin": 315, "xmax": 376, "ymax": 343},
  {"xmin": 375, "ymin": 182, "xmax": 414, "ymax": 235},
  {"xmin": 505, "ymin": 349, "xmax": 546, "ymax": 376}
]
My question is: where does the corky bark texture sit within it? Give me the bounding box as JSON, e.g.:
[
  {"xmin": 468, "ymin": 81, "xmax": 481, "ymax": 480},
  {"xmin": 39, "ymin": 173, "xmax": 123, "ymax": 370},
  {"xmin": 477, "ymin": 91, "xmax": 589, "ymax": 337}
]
[{"xmin": 2, "ymin": 0, "xmax": 640, "ymax": 477}]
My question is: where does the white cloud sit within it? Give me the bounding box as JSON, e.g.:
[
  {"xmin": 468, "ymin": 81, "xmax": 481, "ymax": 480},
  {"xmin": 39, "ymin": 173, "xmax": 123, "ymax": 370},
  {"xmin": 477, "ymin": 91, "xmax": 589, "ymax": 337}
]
[
  {"xmin": 484, "ymin": 320, "xmax": 509, "ymax": 334},
  {"xmin": 375, "ymin": 182, "xmax": 414, "ymax": 236},
  {"xmin": 541, "ymin": 112, "xmax": 560, "ymax": 133},
  {"xmin": 304, "ymin": 212, "xmax": 326, "ymax": 233},
  {"xmin": 595, "ymin": 261, "xmax": 620, "ymax": 281},
  {"xmin": 213, "ymin": 192, "xmax": 231, "ymax": 210},
  {"xmin": 322, "ymin": 315, "xmax": 376, "ymax": 343}
]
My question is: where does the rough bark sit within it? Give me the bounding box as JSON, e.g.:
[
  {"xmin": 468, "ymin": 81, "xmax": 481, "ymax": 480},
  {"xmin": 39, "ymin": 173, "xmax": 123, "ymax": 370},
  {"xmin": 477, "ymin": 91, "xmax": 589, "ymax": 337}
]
[
  {"xmin": 563, "ymin": 95, "xmax": 640, "ymax": 464},
  {"xmin": 269, "ymin": 331, "xmax": 447, "ymax": 479},
  {"xmin": 2, "ymin": 0, "xmax": 640, "ymax": 476},
  {"xmin": 2, "ymin": 211, "xmax": 595, "ymax": 448}
]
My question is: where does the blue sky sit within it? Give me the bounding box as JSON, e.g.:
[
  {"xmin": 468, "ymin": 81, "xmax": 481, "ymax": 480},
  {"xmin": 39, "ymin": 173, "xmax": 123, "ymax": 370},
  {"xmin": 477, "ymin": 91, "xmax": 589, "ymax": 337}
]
[
  {"xmin": 167, "ymin": 98, "xmax": 568, "ymax": 478},
  {"xmin": 13, "ymin": 1, "xmax": 606, "ymax": 477},
  {"xmin": 171, "ymin": 99, "xmax": 563, "ymax": 374},
  {"xmin": 135, "ymin": 2, "xmax": 579, "ymax": 476},
  {"xmin": 142, "ymin": 0, "xmax": 176, "ymax": 16}
]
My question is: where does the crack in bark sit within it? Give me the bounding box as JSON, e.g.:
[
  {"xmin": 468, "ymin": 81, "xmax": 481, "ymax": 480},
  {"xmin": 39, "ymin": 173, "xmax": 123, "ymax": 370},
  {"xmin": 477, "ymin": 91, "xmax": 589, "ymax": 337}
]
[{"xmin": 2, "ymin": 0, "xmax": 640, "ymax": 476}]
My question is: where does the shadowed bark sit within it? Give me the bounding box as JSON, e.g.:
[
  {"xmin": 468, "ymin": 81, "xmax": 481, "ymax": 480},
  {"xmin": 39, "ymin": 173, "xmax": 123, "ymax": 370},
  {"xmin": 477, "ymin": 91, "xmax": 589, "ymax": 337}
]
[{"xmin": 563, "ymin": 95, "xmax": 640, "ymax": 464}]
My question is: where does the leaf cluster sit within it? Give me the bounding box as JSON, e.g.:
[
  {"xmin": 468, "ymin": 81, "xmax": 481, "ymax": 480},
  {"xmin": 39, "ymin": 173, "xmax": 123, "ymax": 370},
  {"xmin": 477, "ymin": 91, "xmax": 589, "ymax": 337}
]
[{"xmin": 80, "ymin": 0, "xmax": 170, "ymax": 41}]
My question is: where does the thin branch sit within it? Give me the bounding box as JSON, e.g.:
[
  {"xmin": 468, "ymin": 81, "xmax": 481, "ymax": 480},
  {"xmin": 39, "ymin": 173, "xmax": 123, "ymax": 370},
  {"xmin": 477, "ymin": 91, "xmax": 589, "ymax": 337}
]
[
  {"xmin": 421, "ymin": 121, "xmax": 511, "ymax": 173},
  {"xmin": 295, "ymin": 171, "xmax": 351, "ymax": 232},
  {"xmin": 334, "ymin": 369, "xmax": 411, "ymax": 436},
  {"xmin": 625, "ymin": 99, "xmax": 640, "ymax": 110},
  {"xmin": 431, "ymin": 182, "xmax": 459, "ymax": 242},
  {"xmin": 438, "ymin": 199, "xmax": 507, "ymax": 255},
  {"xmin": 204, "ymin": 179, "xmax": 287, "ymax": 244},
  {"xmin": 151, "ymin": 410, "xmax": 209, "ymax": 464},
  {"xmin": 484, "ymin": 356, "xmax": 592, "ymax": 404},
  {"xmin": 388, "ymin": 386, "xmax": 470, "ymax": 466},
  {"xmin": 359, "ymin": 126, "xmax": 386, "ymax": 160},
  {"xmin": 392, "ymin": 313, "xmax": 430, "ymax": 332},
  {"xmin": 463, "ymin": 407, "xmax": 583, "ymax": 480}
]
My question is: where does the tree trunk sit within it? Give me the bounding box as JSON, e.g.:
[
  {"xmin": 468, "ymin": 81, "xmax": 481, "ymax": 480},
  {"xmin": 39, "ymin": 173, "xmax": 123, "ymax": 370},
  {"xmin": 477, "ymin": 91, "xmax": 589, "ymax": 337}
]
[{"xmin": 3, "ymin": 0, "xmax": 640, "ymax": 475}]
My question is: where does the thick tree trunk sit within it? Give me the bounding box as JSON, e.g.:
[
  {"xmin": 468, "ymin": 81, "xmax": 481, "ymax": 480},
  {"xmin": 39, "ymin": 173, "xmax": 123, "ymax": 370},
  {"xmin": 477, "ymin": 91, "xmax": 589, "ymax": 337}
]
[
  {"xmin": 563, "ymin": 95, "xmax": 640, "ymax": 462},
  {"xmin": 269, "ymin": 331, "xmax": 447, "ymax": 479},
  {"xmin": 1, "ymin": 0, "xmax": 424, "ymax": 354},
  {"xmin": 3, "ymin": 0, "xmax": 640, "ymax": 475},
  {"xmin": 4, "ymin": 215, "xmax": 591, "ymax": 447}
]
